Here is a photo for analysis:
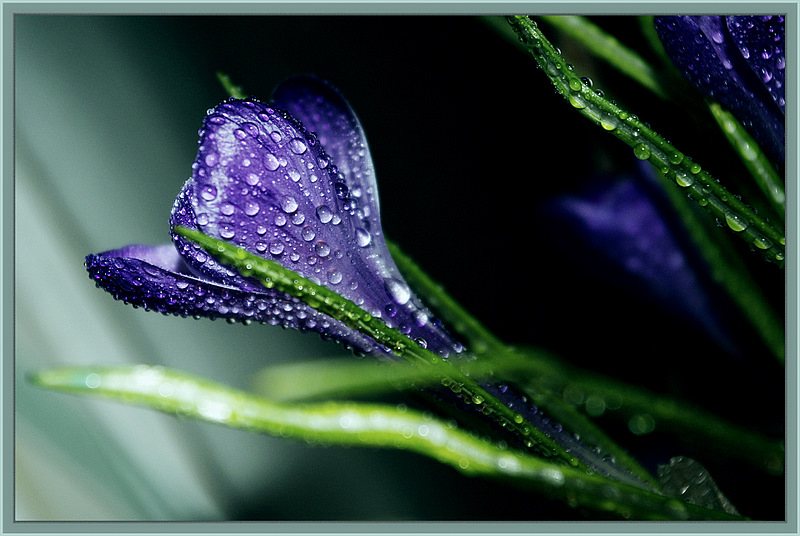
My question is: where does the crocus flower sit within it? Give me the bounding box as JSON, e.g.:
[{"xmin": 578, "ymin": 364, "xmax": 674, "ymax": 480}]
[
  {"xmin": 654, "ymin": 16, "xmax": 785, "ymax": 165},
  {"xmin": 85, "ymin": 75, "xmax": 644, "ymax": 486}
]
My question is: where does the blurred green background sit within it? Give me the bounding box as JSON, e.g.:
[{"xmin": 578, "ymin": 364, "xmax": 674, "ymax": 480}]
[{"xmin": 14, "ymin": 15, "xmax": 784, "ymax": 520}]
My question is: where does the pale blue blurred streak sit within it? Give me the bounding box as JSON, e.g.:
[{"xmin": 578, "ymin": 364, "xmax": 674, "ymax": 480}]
[{"xmin": 14, "ymin": 16, "xmax": 350, "ymax": 520}]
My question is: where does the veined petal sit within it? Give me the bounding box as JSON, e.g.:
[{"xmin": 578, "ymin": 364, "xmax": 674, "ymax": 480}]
[
  {"xmin": 654, "ymin": 15, "xmax": 785, "ymax": 164},
  {"xmin": 85, "ymin": 246, "xmax": 380, "ymax": 352}
]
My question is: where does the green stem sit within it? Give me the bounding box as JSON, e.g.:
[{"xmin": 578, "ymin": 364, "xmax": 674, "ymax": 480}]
[
  {"xmin": 175, "ymin": 226, "xmax": 585, "ymax": 468},
  {"xmin": 216, "ymin": 71, "xmax": 246, "ymax": 99},
  {"xmin": 30, "ymin": 365, "xmax": 742, "ymax": 520},
  {"xmin": 708, "ymin": 101, "xmax": 785, "ymax": 222},
  {"xmin": 388, "ymin": 236, "xmax": 782, "ymax": 472},
  {"xmin": 649, "ymin": 154, "xmax": 786, "ymax": 363},
  {"xmin": 506, "ymin": 15, "xmax": 785, "ymax": 266},
  {"xmin": 388, "ymin": 240, "xmax": 658, "ymax": 486},
  {"xmin": 539, "ymin": 15, "xmax": 666, "ymax": 98},
  {"xmin": 513, "ymin": 347, "xmax": 785, "ymax": 475}
]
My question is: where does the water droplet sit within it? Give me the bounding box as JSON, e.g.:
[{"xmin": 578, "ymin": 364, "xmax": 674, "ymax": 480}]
[
  {"xmin": 301, "ymin": 226, "xmax": 316, "ymax": 242},
  {"xmin": 355, "ymin": 227, "xmax": 372, "ymax": 247},
  {"xmin": 314, "ymin": 241, "xmax": 331, "ymax": 257},
  {"xmin": 289, "ymin": 138, "xmax": 308, "ymax": 154},
  {"xmin": 244, "ymin": 201, "xmax": 260, "ymax": 216},
  {"xmin": 241, "ymin": 122, "xmax": 259, "ymax": 137},
  {"xmin": 263, "ymin": 152, "xmax": 280, "ymax": 171},
  {"xmin": 334, "ymin": 181, "xmax": 349, "ymax": 199},
  {"xmin": 675, "ymin": 170, "xmax": 694, "ymax": 187},
  {"xmin": 269, "ymin": 241, "xmax": 285, "ymax": 256},
  {"xmin": 245, "ymin": 172, "xmax": 260, "ymax": 186},
  {"xmin": 600, "ymin": 115, "xmax": 618, "ymax": 131},
  {"xmin": 204, "ymin": 152, "xmax": 218, "ymax": 167},
  {"xmin": 753, "ymin": 236, "xmax": 773, "ymax": 250},
  {"xmin": 384, "ymin": 278, "xmax": 411, "ymax": 305},
  {"xmin": 628, "ymin": 413, "xmax": 655, "ymax": 435},
  {"xmin": 281, "ymin": 196, "xmax": 299, "ymax": 213},
  {"xmin": 633, "ymin": 144, "xmax": 650, "ymax": 160},
  {"xmin": 725, "ymin": 213, "xmax": 748, "ymax": 232},
  {"xmin": 220, "ymin": 203, "xmax": 235, "ymax": 216},
  {"xmin": 201, "ymin": 185, "xmax": 217, "ymax": 201},
  {"xmin": 668, "ymin": 151, "xmax": 684, "ymax": 165},
  {"xmin": 316, "ymin": 205, "xmax": 333, "ymax": 224},
  {"xmin": 219, "ymin": 225, "xmax": 235, "ymax": 239},
  {"xmin": 85, "ymin": 373, "xmax": 101, "ymax": 389},
  {"xmin": 568, "ymin": 93, "xmax": 587, "ymax": 109},
  {"xmin": 327, "ymin": 269, "xmax": 343, "ymax": 285}
]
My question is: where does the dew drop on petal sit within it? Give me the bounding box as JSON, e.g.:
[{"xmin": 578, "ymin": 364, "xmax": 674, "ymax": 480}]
[
  {"xmin": 289, "ymin": 138, "xmax": 308, "ymax": 154},
  {"xmin": 219, "ymin": 225, "xmax": 235, "ymax": 239},
  {"xmin": 263, "ymin": 153, "xmax": 281, "ymax": 171},
  {"xmin": 314, "ymin": 241, "xmax": 331, "ymax": 258},
  {"xmin": 241, "ymin": 122, "xmax": 259, "ymax": 137},
  {"xmin": 355, "ymin": 227, "xmax": 372, "ymax": 247},
  {"xmin": 316, "ymin": 205, "xmax": 334, "ymax": 224},
  {"xmin": 201, "ymin": 185, "xmax": 218, "ymax": 201},
  {"xmin": 301, "ymin": 226, "xmax": 316, "ymax": 242},
  {"xmin": 269, "ymin": 241, "xmax": 285, "ymax": 255},
  {"xmin": 384, "ymin": 278, "xmax": 411, "ymax": 305},
  {"xmin": 327, "ymin": 269, "xmax": 343, "ymax": 285},
  {"xmin": 244, "ymin": 201, "xmax": 260, "ymax": 216},
  {"xmin": 204, "ymin": 152, "xmax": 218, "ymax": 167},
  {"xmin": 281, "ymin": 196, "xmax": 299, "ymax": 214},
  {"xmin": 334, "ymin": 181, "xmax": 349, "ymax": 199}
]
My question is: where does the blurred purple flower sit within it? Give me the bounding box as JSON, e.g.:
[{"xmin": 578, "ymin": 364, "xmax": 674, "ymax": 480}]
[
  {"xmin": 545, "ymin": 163, "xmax": 739, "ymax": 355},
  {"xmin": 86, "ymin": 76, "xmax": 646, "ymax": 486},
  {"xmin": 654, "ymin": 15, "xmax": 785, "ymax": 165}
]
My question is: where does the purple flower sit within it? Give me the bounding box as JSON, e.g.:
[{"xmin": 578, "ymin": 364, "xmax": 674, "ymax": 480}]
[
  {"xmin": 86, "ymin": 76, "xmax": 645, "ymax": 485},
  {"xmin": 87, "ymin": 76, "xmax": 460, "ymax": 358},
  {"xmin": 654, "ymin": 16, "xmax": 785, "ymax": 165},
  {"xmin": 545, "ymin": 162, "xmax": 740, "ymax": 355}
]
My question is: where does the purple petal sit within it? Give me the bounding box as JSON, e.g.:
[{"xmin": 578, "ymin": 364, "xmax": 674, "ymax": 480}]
[
  {"xmin": 546, "ymin": 171, "xmax": 736, "ymax": 354},
  {"xmin": 85, "ymin": 246, "xmax": 381, "ymax": 352},
  {"xmin": 726, "ymin": 16, "xmax": 785, "ymax": 112},
  {"xmin": 271, "ymin": 75, "xmax": 383, "ymax": 218},
  {"xmin": 654, "ymin": 15, "xmax": 784, "ymax": 164}
]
